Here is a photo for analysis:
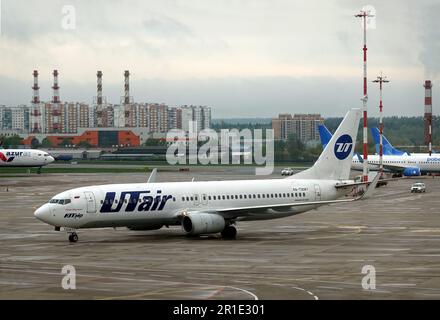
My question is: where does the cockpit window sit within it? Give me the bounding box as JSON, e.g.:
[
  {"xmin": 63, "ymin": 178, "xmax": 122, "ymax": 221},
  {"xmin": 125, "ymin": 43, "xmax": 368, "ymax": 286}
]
[{"xmin": 49, "ymin": 199, "xmax": 71, "ymax": 205}]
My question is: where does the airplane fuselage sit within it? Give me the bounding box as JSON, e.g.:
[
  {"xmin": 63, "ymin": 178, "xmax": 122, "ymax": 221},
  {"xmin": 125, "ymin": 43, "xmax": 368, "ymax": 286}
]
[
  {"xmin": 0, "ymin": 149, "xmax": 54, "ymax": 167},
  {"xmin": 351, "ymin": 154, "xmax": 440, "ymax": 174},
  {"xmin": 35, "ymin": 178, "xmax": 345, "ymax": 230}
]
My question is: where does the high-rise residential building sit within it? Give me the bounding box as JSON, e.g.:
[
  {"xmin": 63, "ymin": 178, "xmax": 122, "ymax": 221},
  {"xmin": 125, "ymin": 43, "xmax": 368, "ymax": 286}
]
[
  {"xmin": 272, "ymin": 113, "xmax": 323, "ymax": 142},
  {"xmin": 147, "ymin": 103, "xmax": 168, "ymax": 133},
  {"xmin": 0, "ymin": 105, "xmax": 9, "ymax": 130},
  {"xmin": 168, "ymin": 107, "xmax": 182, "ymax": 130},
  {"xmin": 138, "ymin": 104, "xmax": 149, "ymax": 128},
  {"xmin": 64, "ymin": 102, "xmax": 90, "ymax": 133},
  {"xmin": 0, "ymin": 105, "xmax": 29, "ymax": 132},
  {"xmin": 11, "ymin": 105, "xmax": 29, "ymax": 132},
  {"xmin": 180, "ymin": 105, "xmax": 211, "ymax": 133},
  {"xmin": 124, "ymin": 103, "xmax": 138, "ymax": 127}
]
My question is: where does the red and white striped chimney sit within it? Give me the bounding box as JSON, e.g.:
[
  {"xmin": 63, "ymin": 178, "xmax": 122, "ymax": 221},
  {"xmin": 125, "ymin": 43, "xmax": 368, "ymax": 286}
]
[
  {"xmin": 97, "ymin": 71, "xmax": 103, "ymax": 105},
  {"xmin": 424, "ymin": 80, "xmax": 433, "ymax": 156},
  {"xmin": 32, "ymin": 70, "xmax": 40, "ymax": 104},
  {"xmin": 52, "ymin": 69, "xmax": 60, "ymax": 104},
  {"xmin": 124, "ymin": 70, "xmax": 130, "ymax": 105},
  {"xmin": 31, "ymin": 70, "xmax": 41, "ymax": 133}
]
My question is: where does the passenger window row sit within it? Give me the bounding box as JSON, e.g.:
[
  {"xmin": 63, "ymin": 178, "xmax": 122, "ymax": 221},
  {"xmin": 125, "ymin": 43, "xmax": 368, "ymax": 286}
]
[{"xmin": 180, "ymin": 192, "xmax": 307, "ymax": 202}]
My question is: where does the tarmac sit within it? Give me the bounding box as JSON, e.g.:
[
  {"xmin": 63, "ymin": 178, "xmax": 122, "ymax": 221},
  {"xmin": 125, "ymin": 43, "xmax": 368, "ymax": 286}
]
[{"xmin": 1, "ymin": 167, "xmax": 440, "ymax": 299}]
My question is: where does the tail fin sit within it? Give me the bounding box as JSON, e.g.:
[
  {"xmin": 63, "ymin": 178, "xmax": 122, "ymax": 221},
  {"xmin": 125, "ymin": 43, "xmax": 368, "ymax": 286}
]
[
  {"xmin": 370, "ymin": 127, "xmax": 407, "ymax": 156},
  {"xmin": 318, "ymin": 124, "xmax": 332, "ymax": 150},
  {"xmin": 292, "ymin": 108, "xmax": 361, "ymax": 180}
]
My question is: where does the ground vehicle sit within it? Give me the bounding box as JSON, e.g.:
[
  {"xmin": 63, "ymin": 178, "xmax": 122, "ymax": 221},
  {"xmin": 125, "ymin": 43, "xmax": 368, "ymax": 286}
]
[
  {"xmin": 281, "ymin": 167, "xmax": 294, "ymax": 176},
  {"xmin": 411, "ymin": 182, "xmax": 426, "ymax": 193}
]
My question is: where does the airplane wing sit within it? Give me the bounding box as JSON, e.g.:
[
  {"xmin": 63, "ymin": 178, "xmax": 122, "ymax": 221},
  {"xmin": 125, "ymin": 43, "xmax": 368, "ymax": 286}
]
[{"xmin": 380, "ymin": 163, "xmax": 410, "ymax": 172}]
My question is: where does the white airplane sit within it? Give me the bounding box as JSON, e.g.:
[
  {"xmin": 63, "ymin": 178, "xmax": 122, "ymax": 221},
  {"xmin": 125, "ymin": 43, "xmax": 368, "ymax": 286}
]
[
  {"xmin": 370, "ymin": 127, "xmax": 437, "ymax": 156},
  {"xmin": 34, "ymin": 108, "xmax": 378, "ymax": 243},
  {"xmin": 351, "ymin": 153, "xmax": 440, "ymax": 176},
  {"xmin": 319, "ymin": 125, "xmax": 440, "ymax": 177},
  {"xmin": 0, "ymin": 149, "xmax": 55, "ymax": 172}
]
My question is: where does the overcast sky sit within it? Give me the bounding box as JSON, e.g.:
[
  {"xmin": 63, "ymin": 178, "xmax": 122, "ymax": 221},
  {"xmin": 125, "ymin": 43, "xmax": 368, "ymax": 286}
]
[{"xmin": 0, "ymin": 0, "xmax": 439, "ymax": 118}]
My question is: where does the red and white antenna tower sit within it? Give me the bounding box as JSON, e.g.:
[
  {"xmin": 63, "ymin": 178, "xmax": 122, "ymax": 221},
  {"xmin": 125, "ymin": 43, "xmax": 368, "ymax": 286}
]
[
  {"xmin": 31, "ymin": 70, "xmax": 41, "ymax": 133},
  {"xmin": 373, "ymin": 72, "xmax": 389, "ymax": 175},
  {"xmin": 424, "ymin": 80, "xmax": 433, "ymax": 156},
  {"xmin": 355, "ymin": 10, "xmax": 374, "ymax": 182}
]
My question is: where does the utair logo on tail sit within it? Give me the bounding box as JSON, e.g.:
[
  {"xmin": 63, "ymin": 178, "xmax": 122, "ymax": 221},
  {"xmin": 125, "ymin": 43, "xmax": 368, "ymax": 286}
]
[
  {"xmin": 0, "ymin": 152, "xmax": 15, "ymax": 162},
  {"xmin": 334, "ymin": 134, "xmax": 353, "ymax": 160}
]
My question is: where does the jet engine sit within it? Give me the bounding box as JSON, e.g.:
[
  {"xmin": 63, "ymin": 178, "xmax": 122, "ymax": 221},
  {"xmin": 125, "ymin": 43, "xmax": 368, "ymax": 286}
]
[
  {"xmin": 182, "ymin": 213, "xmax": 225, "ymax": 235},
  {"xmin": 402, "ymin": 167, "xmax": 421, "ymax": 177}
]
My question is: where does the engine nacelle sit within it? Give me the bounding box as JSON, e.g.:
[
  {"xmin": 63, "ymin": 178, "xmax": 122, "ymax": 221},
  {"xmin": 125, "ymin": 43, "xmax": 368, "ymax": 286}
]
[
  {"xmin": 403, "ymin": 167, "xmax": 421, "ymax": 176},
  {"xmin": 182, "ymin": 213, "xmax": 225, "ymax": 235}
]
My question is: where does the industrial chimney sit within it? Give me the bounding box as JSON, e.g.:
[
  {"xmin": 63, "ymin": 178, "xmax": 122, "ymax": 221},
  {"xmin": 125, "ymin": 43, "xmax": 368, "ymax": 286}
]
[
  {"xmin": 31, "ymin": 70, "xmax": 42, "ymax": 133},
  {"xmin": 97, "ymin": 71, "xmax": 103, "ymax": 106},
  {"xmin": 424, "ymin": 80, "xmax": 433, "ymax": 156},
  {"xmin": 52, "ymin": 70, "xmax": 61, "ymax": 132},
  {"xmin": 124, "ymin": 70, "xmax": 130, "ymax": 105}
]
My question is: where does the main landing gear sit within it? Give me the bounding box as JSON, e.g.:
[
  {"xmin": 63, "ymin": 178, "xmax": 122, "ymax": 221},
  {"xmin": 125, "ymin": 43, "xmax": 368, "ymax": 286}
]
[
  {"xmin": 68, "ymin": 232, "xmax": 78, "ymax": 243},
  {"xmin": 221, "ymin": 225, "xmax": 237, "ymax": 240}
]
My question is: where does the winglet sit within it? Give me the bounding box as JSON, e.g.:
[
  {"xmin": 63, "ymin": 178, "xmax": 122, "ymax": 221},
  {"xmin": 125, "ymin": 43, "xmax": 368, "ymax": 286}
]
[
  {"xmin": 361, "ymin": 173, "xmax": 380, "ymax": 200},
  {"xmin": 147, "ymin": 168, "xmax": 157, "ymax": 183}
]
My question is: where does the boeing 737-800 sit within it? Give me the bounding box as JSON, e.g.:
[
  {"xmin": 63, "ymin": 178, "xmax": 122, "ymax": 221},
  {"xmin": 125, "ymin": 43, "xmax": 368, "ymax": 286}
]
[
  {"xmin": 0, "ymin": 149, "xmax": 55, "ymax": 172},
  {"xmin": 319, "ymin": 124, "xmax": 440, "ymax": 176},
  {"xmin": 34, "ymin": 109, "xmax": 378, "ymax": 243}
]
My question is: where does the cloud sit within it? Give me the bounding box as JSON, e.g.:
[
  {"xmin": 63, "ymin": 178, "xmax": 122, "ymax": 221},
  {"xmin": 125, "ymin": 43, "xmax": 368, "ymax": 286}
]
[
  {"xmin": 143, "ymin": 15, "xmax": 193, "ymax": 37},
  {"xmin": 417, "ymin": 2, "xmax": 440, "ymax": 78},
  {"xmin": 0, "ymin": 0, "xmax": 435, "ymax": 116}
]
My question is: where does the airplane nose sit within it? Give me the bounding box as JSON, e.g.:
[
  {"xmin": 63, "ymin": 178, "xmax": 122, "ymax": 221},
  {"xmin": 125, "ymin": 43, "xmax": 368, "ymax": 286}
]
[
  {"xmin": 48, "ymin": 156, "xmax": 55, "ymax": 163},
  {"xmin": 34, "ymin": 204, "xmax": 51, "ymax": 223}
]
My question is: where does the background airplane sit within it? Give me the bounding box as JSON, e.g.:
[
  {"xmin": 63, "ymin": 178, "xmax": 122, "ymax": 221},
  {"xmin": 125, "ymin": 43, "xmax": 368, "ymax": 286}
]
[
  {"xmin": 0, "ymin": 149, "xmax": 55, "ymax": 173},
  {"xmin": 34, "ymin": 108, "xmax": 378, "ymax": 243},
  {"xmin": 370, "ymin": 127, "xmax": 437, "ymax": 156},
  {"xmin": 319, "ymin": 124, "xmax": 440, "ymax": 177}
]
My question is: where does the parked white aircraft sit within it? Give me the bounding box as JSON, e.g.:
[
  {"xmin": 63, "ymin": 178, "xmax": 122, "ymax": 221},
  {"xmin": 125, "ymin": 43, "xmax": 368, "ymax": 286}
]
[
  {"xmin": 319, "ymin": 124, "xmax": 440, "ymax": 176},
  {"xmin": 35, "ymin": 108, "xmax": 378, "ymax": 242},
  {"xmin": 351, "ymin": 153, "xmax": 440, "ymax": 176},
  {"xmin": 0, "ymin": 149, "xmax": 55, "ymax": 172}
]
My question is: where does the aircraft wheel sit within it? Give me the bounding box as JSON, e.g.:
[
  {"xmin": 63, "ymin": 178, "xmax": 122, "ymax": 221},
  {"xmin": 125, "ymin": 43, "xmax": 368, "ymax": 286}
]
[
  {"xmin": 68, "ymin": 233, "xmax": 78, "ymax": 243},
  {"xmin": 221, "ymin": 225, "xmax": 237, "ymax": 240}
]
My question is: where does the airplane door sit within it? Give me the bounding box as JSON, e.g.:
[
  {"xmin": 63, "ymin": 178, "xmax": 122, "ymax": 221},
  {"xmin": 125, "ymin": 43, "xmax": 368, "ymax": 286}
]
[
  {"xmin": 84, "ymin": 191, "xmax": 96, "ymax": 213},
  {"xmin": 314, "ymin": 185, "xmax": 321, "ymax": 201},
  {"xmin": 193, "ymin": 194, "xmax": 200, "ymax": 206}
]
